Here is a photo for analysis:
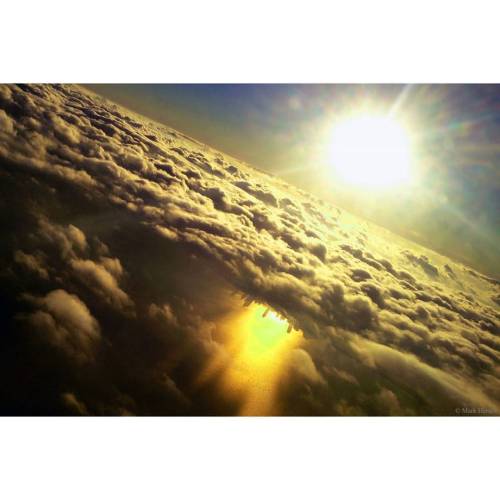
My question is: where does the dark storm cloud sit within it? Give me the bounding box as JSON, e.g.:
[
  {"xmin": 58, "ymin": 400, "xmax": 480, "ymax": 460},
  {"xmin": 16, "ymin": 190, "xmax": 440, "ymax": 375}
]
[{"xmin": 0, "ymin": 84, "xmax": 498, "ymax": 416}]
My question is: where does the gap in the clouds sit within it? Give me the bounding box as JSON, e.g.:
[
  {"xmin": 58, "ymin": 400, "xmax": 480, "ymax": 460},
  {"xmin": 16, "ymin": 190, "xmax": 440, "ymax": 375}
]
[{"xmin": 197, "ymin": 301, "xmax": 303, "ymax": 416}]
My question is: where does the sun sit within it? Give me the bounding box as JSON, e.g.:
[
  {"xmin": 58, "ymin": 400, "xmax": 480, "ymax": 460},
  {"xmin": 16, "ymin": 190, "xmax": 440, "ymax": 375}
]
[{"xmin": 329, "ymin": 114, "xmax": 413, "ymax": 189}]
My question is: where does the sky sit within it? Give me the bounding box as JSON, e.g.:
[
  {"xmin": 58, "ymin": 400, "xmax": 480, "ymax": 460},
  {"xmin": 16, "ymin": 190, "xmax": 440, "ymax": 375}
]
[
  {"xmin": 87, "ymin": 84, "xmax": 500, "ymax": 278},
  {"xmin": 0, "ymin": 84, "xmax": 499, "ymax": 416}
]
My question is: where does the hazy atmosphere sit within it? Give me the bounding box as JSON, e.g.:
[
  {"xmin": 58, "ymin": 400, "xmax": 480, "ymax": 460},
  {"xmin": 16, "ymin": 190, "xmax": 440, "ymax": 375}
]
[{"xmin": 0, "ymin": 84, "xmax": 498, "ymax": 416}]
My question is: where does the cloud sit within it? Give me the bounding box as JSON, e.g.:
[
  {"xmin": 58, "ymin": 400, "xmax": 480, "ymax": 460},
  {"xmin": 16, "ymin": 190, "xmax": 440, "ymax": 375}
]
[
  {"xmin": 23, "ymin": 289, "xmax": 101, "ymax": 364},
  {"xmin": 0, "ymin": 109, "xmax": 14, "ymax": 134},
  {"xmin": 14, "ymin": 250, "xmax": 49, "ymax": 280},
  {"xmin": 350, "ymin": 337, "xmax": 500, "ymax": 414},
  {"xmin": 404, "ymin": 251, "xmax": 440, "ymax": 278},
  {"xmin": 376, "ymin": 388, "xmax": 404, "ymax": 416},
  {"xmin": 61, "ymin": 392, "xmax": 89, "ymax": 416},
  {"xmin": 288, "ymin": 349, "xmax": 325, "ymax": 385},
  {"xmin": 0, "ymin": 83, "xmax": 498, "ymax": 416},
  {"xmin": 70, "ymin": 258, "xmax": 133, "ymax": 311},
  {"xmin": 37, "ymin": 218, "xmax": 88, "ymax": 258}
]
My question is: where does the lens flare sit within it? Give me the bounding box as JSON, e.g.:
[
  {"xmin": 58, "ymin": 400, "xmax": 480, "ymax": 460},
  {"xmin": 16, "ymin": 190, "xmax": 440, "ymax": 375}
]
[{"xmin": 329, "ymin": 114, "xmax": 413, "ymax": 189}]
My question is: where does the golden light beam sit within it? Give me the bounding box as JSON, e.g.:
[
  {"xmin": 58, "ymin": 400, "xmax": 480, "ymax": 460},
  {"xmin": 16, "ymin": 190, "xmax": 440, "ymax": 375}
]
[{"xmin": 199, "ymin": 303, "xmax": 302, "ymax": 415}]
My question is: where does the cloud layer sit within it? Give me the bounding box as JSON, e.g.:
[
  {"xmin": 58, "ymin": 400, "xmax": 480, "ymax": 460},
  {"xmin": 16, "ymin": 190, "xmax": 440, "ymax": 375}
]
[{"xmin": 0, "ymin": 84, "xmax": 498, "ymax": 415}]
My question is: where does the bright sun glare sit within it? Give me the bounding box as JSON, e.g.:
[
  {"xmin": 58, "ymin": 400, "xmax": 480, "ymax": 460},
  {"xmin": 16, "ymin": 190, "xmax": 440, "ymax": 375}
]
[{"xmin": 329, "ymin": 114, "xmax": 413, "ymax": 189}]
